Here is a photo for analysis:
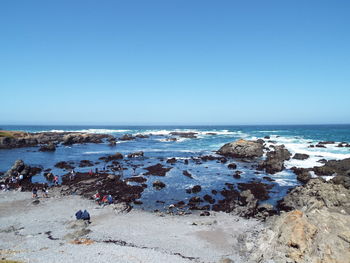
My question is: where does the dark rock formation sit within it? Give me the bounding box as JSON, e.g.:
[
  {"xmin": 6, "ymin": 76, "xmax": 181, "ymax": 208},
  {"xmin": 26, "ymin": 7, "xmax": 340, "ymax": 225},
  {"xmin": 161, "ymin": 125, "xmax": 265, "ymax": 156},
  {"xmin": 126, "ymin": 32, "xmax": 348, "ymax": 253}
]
[
  {"xmin": 99, "ymin": 153, "xmax": 124, "ymax": 162},
  {"xmin": 258, "ymin": 145, "xmax": 291, "ymax": 174},
  {"xmin": 166, "ymin": 158, "xmax": 177, "ymax": 164},
  {"xmin": 144, "ymin": 163, "xmax": 172, "ymax": 176},
  {"xmin": 125, "ymin": 176, "xmax": 147, "ymax": 183},
  {"xmin": 153, "ymin": 180, "xmax": 166, "ymax": 190},
  {"xmin": 55, "ymin": 161, "xmax": 74, "ymax": 170},
  {"xmin": 127, "ymin": 151, "xmax": 144, "ymax": 158},
  {"xmin": 170, "ymin": 132, "xmax": 197, "ymax": 138},
  {"xmin": 227, "ymin": 163, "xmax": 237, "ymax": 169},
  {"xmin": 79, "ymin": 160, "xmax": 94, "ymax": 167},
  {"xmin": 292, "ymin": 153, "xmax": 309, "ymax": 160},
  {"xmin": 182, "ymin": 170, "xmax": 193, "ymax": 179},
  {"xmin": 119, "ymin": 134, "xmax": 135, "ymax": 141},
  {"xmin": 217, "ymin": 139, "xmax": 264, "ymax": 158},
  {"xmin": 39, "ymin": 143, "xmax": 56, "ymax": 152}
]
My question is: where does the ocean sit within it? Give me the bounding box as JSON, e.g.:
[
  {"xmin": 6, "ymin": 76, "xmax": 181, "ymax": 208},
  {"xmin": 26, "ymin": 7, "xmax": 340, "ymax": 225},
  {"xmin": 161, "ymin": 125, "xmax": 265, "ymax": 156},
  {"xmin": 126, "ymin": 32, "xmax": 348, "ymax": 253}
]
[{"xmin": 1, "ymin": 124, "xmax": 350, "ymax": 210}]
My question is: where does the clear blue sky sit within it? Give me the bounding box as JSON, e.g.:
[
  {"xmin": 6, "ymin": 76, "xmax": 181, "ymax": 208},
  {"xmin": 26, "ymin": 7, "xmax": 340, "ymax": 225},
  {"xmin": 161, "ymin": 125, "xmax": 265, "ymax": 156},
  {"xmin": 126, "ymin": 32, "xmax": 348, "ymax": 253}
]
[{"xmin": 0, "ymin": 0, "xmax": 349, "ymax": 125}]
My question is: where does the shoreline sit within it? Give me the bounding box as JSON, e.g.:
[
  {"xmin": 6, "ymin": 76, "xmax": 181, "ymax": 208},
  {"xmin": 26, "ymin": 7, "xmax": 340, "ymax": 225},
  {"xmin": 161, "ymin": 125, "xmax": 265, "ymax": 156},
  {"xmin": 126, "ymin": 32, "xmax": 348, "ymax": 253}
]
[{"xmin": 0, "ymin": 190, "xmax": 262, "ymax": 263}]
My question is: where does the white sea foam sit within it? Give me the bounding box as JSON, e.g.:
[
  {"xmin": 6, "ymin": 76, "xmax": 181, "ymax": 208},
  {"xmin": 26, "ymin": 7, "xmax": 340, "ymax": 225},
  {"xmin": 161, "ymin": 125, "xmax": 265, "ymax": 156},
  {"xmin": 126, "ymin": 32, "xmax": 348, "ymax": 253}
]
[
  {"xmin": 136, "ymin": 129, "xmax": 246, "ymax": 137},
  {"xmin": 259, "ymin": 135, "xmax": 350, "ymax": 168}
]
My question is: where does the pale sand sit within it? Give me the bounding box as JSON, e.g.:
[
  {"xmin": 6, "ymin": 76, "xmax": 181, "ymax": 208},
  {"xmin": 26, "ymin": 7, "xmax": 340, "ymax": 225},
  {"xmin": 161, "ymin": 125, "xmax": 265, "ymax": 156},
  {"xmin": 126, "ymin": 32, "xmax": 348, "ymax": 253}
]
[{"xmin": 0, "ymin": 190, "xmax": 263, "ymax": 263}]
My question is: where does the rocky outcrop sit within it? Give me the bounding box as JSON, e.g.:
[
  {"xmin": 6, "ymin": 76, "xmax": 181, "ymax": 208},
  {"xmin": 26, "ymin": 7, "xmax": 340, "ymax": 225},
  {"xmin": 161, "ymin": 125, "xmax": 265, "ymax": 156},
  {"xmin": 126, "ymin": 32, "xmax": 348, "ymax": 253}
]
[
  {"xmin": 4, "ymin": 160, "xmax": 42, "ymax": 179},
  {"xmin": 249, "ymin": 179, "xmax": 350, "ymax": 263},
  {"xmin": 258, "ymin": 145, "xmax": 291, "ymax": 174},
  {"xmin": 277, "ymin": 178, "xmax": 350, "ymax": 213},
  {"xmin": 313, "ymin": 158, "xmax": 350, "ymax": 177},
  {"xmin": 0, "ymin": 130, "xmax": 113, "ymax": 149},
  {"xmin": 217, "ymin": 139, "xmax": 264, "ymax": 158}
]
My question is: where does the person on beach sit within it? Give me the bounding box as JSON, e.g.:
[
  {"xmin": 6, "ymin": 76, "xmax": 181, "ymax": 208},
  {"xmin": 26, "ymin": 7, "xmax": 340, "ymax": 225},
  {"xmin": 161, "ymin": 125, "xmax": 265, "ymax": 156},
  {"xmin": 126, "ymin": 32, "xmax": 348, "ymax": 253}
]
[
  {"xmin": 95, "ymin": 168, "xmax": 99, "ymax": 175},
  {"xmin": 70, "ymin": 169, "xmax": 76, "ymax": 180},
  {"xmin": 93, "ymin": 192, "xmax": 101, "ymax": 203},
  {"xmin": 32, "ymin": 187, "xmax": 38, "ymax": 198},
  {"xmin": 89, "ymin": 169, "xmax": 93, "ymax": 176},
  {"xmin": 53, "ymin": 176, "xmax": 59, "ymax": 185}
]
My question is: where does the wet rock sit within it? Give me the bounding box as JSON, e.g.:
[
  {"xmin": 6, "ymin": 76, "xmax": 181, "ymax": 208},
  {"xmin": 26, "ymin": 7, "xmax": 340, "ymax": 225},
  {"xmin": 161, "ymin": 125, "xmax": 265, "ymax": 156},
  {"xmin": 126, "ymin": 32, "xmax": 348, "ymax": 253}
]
[
  {"xmin": 166, "ymin": 158, "xmax": 177, "ymax": 164},
  {"xmin": 119, "ymin": 134, "xmax": 135, "ymax": 141},
  {"xmin": 79, "ymin": 160, "xmax": 94, "ymax": 167},
  {"xmin": 277, "ymin": 178, "xmax": 350, "ymax": 212},
  {"xmin": 227, "ymin": 163, "xmax": 237, "ymax": 170},
  {"xmin": 184, "ymin": 159, "xmax": 189, "ymax": 165},
  {"xmin": 203, "ymin": 194, "xmax": 215, "ymax": 204},
  {"xmin": 166, "ymin": 137, "xmax": 177, "ymax": 142},
  {"xmin": 170, "ymin": 132, "xmax": 197, "ymax": 138},
  {"xmin": 144, "ymin": 163, "xmax": 172, "ymax": 176},
  {"xmin": 127, "ymin": 151, "xmax": 144, "ymax": 158},
  {"xmin": 125, "ymin": 176, "xmax": 147, "ymax": 183},
  {"xmin": 315, "ymin": 144, "xmax": 326, "ymax": 148},
  {"xmin": 292, "ymin": 153, "xmax": 309, "ymax": 160},
  {"xmin": 258, "ymin": 145, "xmax": 291, "ymax": 174},
  {"xmin": 135, "ymin": 134, "xmax": 149, "ymax": 139},
  {"xmin": 233, "ymin": 171, "xmax": 242, "ymax": 179},
  {"xmin": 217, "ymin": 139, "xmax": 264, "ymax": 158},
  {"xmin": 262, "ymin": 176, "xmax": 275, "ymax": 182},
  {"xmin": 182, "ymin": 170, "xmax": 193, "ymax": 179},
  {"xmin": 318, "ymin": 141, "xmax": 335, "ymax": 145},
  {"xmin": 99, "ymin": 152, "xmax": 124, "ymax": 162},
  {"xmin": 191, "ymin": 185, "xmax": 202, "ymax": 194},
  {"xmin": 313, "ymin": 158, "xmax": 350, "ymax": 178},
  {"xmin": 55, "ymin": 161, "xmax": 74, "ymax": 170},
  {"xmin": 264, "ymin": 136, "xmax": 270, "ymax": 139},
  {"xmin": 153, "ymin": 180, "xmax": 166, "ymax": 190},
  {"xmin": 237, "ymin": 182, "xmax": 272, "ymax": 201},
  {"xmin": 39, "ymin": 143, "xmax": 56, "ymax": 152},
  {"xmin": 188, "ymin": 196, "xmax": 203, "ymax": 204}
]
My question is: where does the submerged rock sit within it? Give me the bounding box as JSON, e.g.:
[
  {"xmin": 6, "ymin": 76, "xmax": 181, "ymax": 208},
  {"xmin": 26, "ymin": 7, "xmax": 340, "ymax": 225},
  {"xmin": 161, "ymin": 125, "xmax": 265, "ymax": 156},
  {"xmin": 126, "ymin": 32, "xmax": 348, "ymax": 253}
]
[
  {"xmin": 217, "ymin": 139, "xmax": 264, "ymax": 158},
  {"xmin": 39, "ymin": 143, "xmax": 56, "ymax": 152},
  {"xmin": 144, "ymin": 163, "xmax": 172, "ymax": 176},
  {"xmin": 153, "ymin": 180, "xmax": 166, "ymax": 190}
]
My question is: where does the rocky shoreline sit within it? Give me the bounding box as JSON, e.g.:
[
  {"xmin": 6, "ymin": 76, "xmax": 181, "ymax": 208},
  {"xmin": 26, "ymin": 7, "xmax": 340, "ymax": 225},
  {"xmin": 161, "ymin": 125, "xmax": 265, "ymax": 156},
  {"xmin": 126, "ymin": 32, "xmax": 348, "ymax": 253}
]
[{"xmin": 1, "ymin": 130, "xmax": 350, "ymax": 262}]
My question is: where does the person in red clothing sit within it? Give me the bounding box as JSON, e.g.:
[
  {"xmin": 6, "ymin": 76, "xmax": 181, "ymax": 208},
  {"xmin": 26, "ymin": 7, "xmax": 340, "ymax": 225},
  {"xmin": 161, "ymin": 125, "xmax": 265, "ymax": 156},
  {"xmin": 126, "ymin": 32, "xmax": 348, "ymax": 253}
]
[{"xmin": 93, "ymin": 192, "xmax": 101, "ymax": 203}]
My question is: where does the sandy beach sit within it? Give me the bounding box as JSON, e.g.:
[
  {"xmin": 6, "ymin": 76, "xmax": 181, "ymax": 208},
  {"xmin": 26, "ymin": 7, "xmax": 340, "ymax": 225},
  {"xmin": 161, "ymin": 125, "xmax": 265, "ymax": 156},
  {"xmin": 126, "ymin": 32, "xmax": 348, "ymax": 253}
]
[{"xmin": 0, "ymin": 190, "xmax": 262, "ymax": 263}]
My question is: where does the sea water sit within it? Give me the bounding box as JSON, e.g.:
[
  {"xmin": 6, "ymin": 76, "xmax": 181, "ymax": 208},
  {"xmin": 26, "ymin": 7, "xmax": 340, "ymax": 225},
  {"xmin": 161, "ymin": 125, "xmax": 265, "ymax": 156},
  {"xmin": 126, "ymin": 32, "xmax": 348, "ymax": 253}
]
[{"xmin": 1, "ymin": 125, "xmax": 349, "ymax": 209}]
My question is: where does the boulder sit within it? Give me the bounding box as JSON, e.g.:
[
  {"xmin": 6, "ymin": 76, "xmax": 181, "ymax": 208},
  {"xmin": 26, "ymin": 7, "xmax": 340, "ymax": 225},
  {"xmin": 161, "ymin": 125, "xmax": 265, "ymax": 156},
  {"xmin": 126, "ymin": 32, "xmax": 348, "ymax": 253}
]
[
  {"xmin": 153, "ymin": 180, "xmax": 166, "ymax": 190},
  {"xmin": 227, "ymin": 163, "xmax": 237, "ymax": 169},
  {"xmin": 217, "ymin": 139, "xmax": 264, "ymax": 158},
  {"xmin": 182, "ymin": 170, "xmax": 193, "ymax": 179},
  {"xmin": 292, "ymin": 153, "xmax": 309, "ymax": 160},
  {"xmin": 258, "ymin": 145, "xmax": 291, "ymax": 174},
  {"xmin": 39, "ymin": 143, "xmax": 56, "ymax": 152}
]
